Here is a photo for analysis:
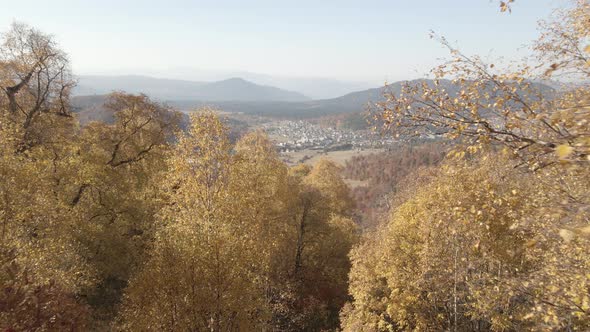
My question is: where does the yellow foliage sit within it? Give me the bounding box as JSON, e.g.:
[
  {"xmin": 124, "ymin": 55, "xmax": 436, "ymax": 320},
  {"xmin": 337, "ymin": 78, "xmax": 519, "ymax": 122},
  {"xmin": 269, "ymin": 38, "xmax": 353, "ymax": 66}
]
[
  {"xmin": 343, "ymin": 154, "xmax": 590, "ymax": 331},
  {"xmin": 555, "ymin": 144, "xmax": 574, "ymax": 159}
]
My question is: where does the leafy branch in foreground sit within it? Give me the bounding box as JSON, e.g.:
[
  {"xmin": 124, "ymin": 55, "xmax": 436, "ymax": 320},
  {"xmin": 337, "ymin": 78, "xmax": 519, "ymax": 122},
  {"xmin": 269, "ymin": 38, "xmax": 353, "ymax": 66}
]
[{"xmin": 375, "ymin": 31, "xmax": 589, "ymax": 170}]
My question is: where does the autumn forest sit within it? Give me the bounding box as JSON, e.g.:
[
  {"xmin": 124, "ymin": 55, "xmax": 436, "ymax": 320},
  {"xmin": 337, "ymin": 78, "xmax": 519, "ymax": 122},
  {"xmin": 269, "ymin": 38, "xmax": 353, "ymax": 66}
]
[{"xmin": 1, "ymin": 1, "xmax": 590, "ymax": 331}]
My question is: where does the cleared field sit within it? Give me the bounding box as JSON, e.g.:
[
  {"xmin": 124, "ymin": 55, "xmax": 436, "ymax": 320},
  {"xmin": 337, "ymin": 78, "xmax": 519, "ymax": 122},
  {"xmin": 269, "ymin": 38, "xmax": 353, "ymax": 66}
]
[
  {"xmin": 344, "ymin": 178, "xmax": 369, "ymax": 188},
  {"xmin": 281, "ymin": 148, "xmax": 384, "ymax": 167}
]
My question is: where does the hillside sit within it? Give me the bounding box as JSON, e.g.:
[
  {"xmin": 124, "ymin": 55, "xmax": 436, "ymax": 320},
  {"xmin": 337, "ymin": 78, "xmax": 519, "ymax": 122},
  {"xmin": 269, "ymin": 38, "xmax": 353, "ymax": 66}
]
[
  {"xmin": 72, "ymin": 78, "xmax": 555, "ymax": 123},
  {"xmin": 75, "ymin": 75, "xmax": 310, "ymax": 102},
  {"xmin": 166, "ymin": 79, "xmax": 460, "ymax": 117}
]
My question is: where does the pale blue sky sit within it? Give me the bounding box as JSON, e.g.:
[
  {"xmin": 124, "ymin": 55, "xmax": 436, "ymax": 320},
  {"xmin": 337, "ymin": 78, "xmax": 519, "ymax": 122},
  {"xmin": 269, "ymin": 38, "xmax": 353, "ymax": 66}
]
[{"xmin": 1, "ymin": 0, "xmax": 565, "ymax": 84}]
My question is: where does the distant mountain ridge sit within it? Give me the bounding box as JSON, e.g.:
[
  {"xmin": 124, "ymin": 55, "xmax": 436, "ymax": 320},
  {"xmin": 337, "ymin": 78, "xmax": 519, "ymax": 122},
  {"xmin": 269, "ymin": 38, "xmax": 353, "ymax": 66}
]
[
  {"xmin": 72, "ymin": 78, "xmax": 556, "ymax": 123},
  {"xmin": 75, "ymin": 75, "xmax": 310, "ymax": 102},
  {"xmin": 167, "ymin": 79, "xmax": 451, "ymax": 117}
]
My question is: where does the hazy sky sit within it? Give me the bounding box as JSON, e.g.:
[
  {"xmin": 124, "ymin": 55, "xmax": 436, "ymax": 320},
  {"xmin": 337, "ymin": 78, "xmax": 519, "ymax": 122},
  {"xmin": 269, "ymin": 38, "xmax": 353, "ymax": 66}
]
[{"xmin": 1, "ymin": 0, "xmax": 565, "ymax": 84}]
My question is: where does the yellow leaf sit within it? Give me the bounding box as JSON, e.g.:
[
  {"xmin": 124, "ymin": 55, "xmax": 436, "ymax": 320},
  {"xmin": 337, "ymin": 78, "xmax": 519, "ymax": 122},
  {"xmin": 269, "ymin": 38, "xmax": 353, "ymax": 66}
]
[
  {"xmin": 555, "ymin": 144, "xmax": 573, "ymax": 159},
  {"xmin": 500, "ymin": 1, "xmax": 508, "ymax": 12},
  {"xmin": 559, "ymin": 229, "xmax": 574, "ymax": 243}
]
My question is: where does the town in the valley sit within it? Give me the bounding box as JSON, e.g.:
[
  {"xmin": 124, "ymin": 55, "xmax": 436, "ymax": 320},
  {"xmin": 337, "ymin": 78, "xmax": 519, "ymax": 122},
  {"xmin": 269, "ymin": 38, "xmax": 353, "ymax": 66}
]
[{"xmin": 260, "ymin": 120, "xmax": 397, "ymax": 166}]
